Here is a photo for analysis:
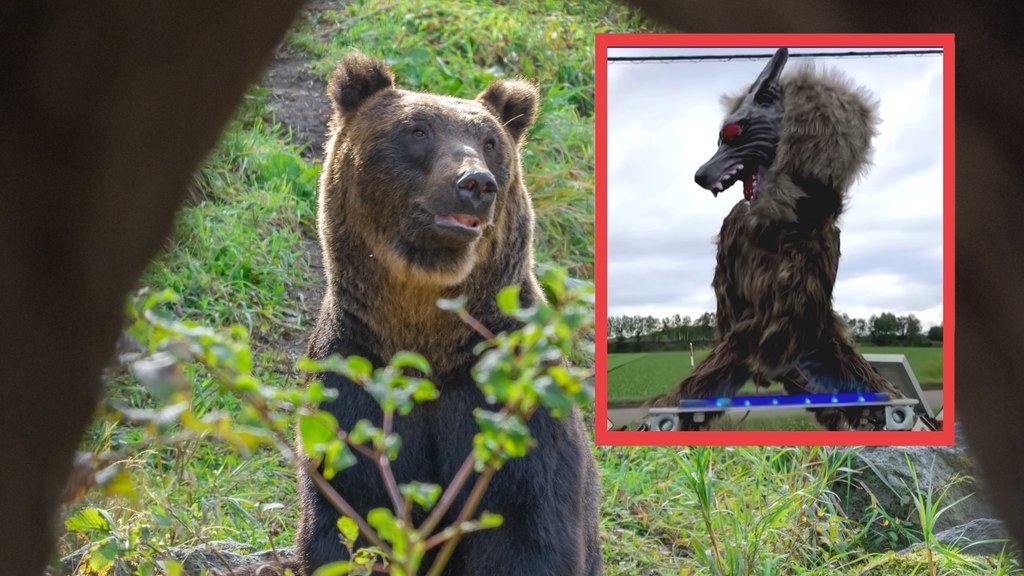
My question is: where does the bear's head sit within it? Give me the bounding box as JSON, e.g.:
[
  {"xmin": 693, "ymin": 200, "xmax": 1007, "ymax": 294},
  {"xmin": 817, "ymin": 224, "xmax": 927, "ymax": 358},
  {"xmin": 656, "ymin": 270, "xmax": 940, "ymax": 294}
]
[{"xmin": 318, "ymin": 52, "xmax": 540, "ymax": 288}]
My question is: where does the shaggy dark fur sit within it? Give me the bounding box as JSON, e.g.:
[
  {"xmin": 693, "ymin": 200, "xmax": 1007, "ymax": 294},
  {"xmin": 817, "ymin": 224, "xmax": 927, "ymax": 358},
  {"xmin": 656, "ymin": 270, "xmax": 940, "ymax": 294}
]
[
  {"xmin": 240, "ymin": 52, "xmax": 602, "ymax": 576},
  {"xmin": 649, "ymin": 49, "xmax": 902, "ymax": 431}
]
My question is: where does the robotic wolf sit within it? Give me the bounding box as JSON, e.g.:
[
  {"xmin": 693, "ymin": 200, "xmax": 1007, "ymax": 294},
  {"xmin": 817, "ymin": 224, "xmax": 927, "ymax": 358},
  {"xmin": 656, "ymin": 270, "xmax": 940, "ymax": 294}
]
[{"xmin": 648, "ymin": 48, "xmax": 902, "ymax": 431}]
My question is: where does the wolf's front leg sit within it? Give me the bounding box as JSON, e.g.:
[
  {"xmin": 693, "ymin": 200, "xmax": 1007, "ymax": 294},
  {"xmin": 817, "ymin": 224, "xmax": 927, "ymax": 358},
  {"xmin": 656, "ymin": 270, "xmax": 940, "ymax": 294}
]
[
  {"xmin": 645, "ymin": 333, "xmax": 752, "ymax": 430},
  {"xmin": 784, "ymin": 315, "xmax": 903, "ymax": 429},
  {"xmin": 800, "ymin": 315, "xmax": 900, "ymax": 393}
]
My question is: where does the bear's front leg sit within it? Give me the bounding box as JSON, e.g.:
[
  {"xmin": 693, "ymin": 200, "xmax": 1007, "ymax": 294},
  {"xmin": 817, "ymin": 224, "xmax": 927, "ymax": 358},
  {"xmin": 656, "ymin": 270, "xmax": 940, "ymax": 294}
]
[{"xmin": 445, "ymin": 414, "xmax": 601, "ymax": 575}]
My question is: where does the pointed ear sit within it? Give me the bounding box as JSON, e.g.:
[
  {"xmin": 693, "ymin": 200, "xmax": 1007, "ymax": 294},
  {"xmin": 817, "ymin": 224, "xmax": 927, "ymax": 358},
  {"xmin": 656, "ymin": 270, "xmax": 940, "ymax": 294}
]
[
  {"xmin": 328, "ymin": 52, "xmax": 395, "ymax": 118},
  {"xmin": 749, "ymin": 47, "xmax": 788, "ymax": 105},
  {"xmin": 476, "ymin": 79, "xmax": 540, "ymax": 144}
]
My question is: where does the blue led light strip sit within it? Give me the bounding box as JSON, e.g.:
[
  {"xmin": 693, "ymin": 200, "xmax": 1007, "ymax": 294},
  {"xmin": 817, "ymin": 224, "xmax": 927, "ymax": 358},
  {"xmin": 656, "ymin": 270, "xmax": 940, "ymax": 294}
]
[{"xmin": 678, "ymin": 392, "xmax": 892, "ymax": 409}]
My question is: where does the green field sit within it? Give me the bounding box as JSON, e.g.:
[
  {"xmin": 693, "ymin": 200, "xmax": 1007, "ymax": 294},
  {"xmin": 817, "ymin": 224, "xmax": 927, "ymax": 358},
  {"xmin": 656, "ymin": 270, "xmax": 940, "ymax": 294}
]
[{"xmin": 607, "ymin": 346, "xmax": 944, "ymax": 404}]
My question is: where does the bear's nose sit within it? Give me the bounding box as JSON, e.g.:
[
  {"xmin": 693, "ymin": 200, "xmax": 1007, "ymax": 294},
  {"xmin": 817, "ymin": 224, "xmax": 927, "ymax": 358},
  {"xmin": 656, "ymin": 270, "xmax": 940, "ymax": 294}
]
[{"xmin": 455, "ymin": 171, "xmax": 497, "ymax": 211}]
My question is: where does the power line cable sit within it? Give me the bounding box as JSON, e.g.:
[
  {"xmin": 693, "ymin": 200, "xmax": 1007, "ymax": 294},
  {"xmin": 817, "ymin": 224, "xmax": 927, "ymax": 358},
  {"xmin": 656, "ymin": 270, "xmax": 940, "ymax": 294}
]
[{"xmin": 608, "ymin": 49, "xmax": 943, "ymax": 64}]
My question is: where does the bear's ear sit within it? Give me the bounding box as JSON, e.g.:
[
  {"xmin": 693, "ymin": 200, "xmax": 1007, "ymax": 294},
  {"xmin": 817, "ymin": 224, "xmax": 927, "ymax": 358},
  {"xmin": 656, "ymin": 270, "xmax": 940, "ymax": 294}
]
[
  {"xmin": 328, "ymin": 52, "xmax": 395, "ymax": 117},
  {"xmin": 476, "ymin": 79, "xmax": 540, "ymax": 144}
]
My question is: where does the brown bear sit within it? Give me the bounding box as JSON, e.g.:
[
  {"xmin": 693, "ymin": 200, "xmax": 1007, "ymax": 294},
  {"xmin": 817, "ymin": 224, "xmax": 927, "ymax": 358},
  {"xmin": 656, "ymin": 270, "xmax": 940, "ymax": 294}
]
[{"xmin": 248, "ymin": 52, "xmax": 603, "ymax": 576}]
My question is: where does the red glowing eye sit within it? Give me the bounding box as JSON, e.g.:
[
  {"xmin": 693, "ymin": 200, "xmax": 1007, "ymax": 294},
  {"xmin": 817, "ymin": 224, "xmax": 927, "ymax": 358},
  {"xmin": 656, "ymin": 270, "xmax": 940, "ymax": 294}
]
[{"xmin": 720, "ymin": 123, "xmax": 743, "ymax": 141}]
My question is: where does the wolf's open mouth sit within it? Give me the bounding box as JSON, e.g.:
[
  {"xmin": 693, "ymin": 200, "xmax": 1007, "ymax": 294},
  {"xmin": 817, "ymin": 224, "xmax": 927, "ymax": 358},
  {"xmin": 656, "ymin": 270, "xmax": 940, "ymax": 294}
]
[
  {"xmin": 741, "ymin": 169, "xmax": 760, "ymax": 203},
  {"xmin": 710, "ymin": 163, "xmax": 760, "ymax": 202}
]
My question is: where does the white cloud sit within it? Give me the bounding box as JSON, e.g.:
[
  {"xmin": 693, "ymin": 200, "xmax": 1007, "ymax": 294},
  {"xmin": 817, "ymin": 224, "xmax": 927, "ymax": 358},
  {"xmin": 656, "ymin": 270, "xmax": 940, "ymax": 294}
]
[{"xmin": 605, "ymin": 46, "xmax": 945, "ymax": 328}]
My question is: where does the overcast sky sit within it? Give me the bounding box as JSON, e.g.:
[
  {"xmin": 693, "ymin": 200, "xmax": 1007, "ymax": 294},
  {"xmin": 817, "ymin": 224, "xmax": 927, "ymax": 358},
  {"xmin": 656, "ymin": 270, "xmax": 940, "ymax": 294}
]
[{"xmin": 605, "ymin": 46, "xmax": 945, "ymax": 329}]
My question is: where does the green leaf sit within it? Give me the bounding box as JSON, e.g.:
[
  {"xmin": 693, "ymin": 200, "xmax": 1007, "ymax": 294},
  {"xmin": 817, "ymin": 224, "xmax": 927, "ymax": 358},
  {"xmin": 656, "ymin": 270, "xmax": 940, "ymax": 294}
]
[
  {"xmin": 322, "ymin": 439, "xmax": 356, "ymax": 479},
  {"xmin": 296, "ymin": 356, "xmax": 324, "ymax": 372},
  {"xmin": 496, "ymin": 285, "xmax": 522, "ymax": 315},
  {"xmin": 345, "ymin": 356, "xmax": 374, "ymax": 379},
  {"xmin": 535, "ymin": 374, "xmax": 573, "ymax": 420},
  {"xmin": 65, "ymin": 507, "xmax": 115, "ymax": 534},
  {"xmin": 472, "ymin": 410, "xmax": 535, "ymax": 469},
  {"xmin": 477, "ymin": 511, "xmax": 504, "ymax": 529},
  {"xmin": 367, "ymin": 508, "xmax": 407, "ymax": 560},
  {"xmin": 87, "ymin": 539, "xmax": 120, "ymax": 572},
  {"xmin": 389, "ymin": 351, "xmax": 432, "ymax": 375},
  {"xmin": 399, "ymin": 481, "xmax": 442, "ymax": 511},
  {"xmin": 382, "ymin": 432, "xmax": 402, "ymax": 460},
  {"xmin": 299, "ymin": 411, "xmax": 340, "ymax": 457},
  {"xmin": 306, "ymin": 378, "xmax": 339, "ymax": 404},
  {"xmin": 456, "ymin": 512, "xmax": 505, "ymax": 535},
  {"xmin": 313, "ymin": 560, "xmax": 358, "ymax": 576},
  {"xmin": 337, "ymin": 516, "xmax": 360, "ymax": 544},
  {"xmin": 349, "ymin": 419, "xmax": 381, "ymax": 446},
  {"xmin": 95, "ymin": 466, "xmax": 138, "ymax": 499},
  {"xmin": 298, "ymin": 354, "xmax": 373, "ymax": 382},
  {"xmin": 408, "ymin": 378, "xmax": 439, "ymax": 404},
  {"xmin": 436, "ymin": 296, "xmax": 466, "ymax": 312},
  {"xmin": 224, "ymin": 425, "xmax": 276, "ymax": 453},
  {"xmin": 352, "ymin": 546, "xmax": 386, "ymax": 566},
  {"xmin": 163, "ymin": 559, "xmax": 184, "ymax": 576},
  {"xmin": 131, "ymin": 352, "xmax": 189, "ymax": 402}
]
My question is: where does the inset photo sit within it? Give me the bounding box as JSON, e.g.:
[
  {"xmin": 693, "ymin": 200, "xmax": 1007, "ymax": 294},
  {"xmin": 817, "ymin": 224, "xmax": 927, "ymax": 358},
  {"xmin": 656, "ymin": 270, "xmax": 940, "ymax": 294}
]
[{"xmin": 594, "ymin": 34, "xmax": 954, "ymax": 446}]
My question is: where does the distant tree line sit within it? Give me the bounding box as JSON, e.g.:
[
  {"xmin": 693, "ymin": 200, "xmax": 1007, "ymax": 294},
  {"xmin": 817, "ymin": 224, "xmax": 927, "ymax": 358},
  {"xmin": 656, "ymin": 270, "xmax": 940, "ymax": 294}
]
[{"xmin": 607, "ymin": 311, "xmax": 942, "ymax": 353}]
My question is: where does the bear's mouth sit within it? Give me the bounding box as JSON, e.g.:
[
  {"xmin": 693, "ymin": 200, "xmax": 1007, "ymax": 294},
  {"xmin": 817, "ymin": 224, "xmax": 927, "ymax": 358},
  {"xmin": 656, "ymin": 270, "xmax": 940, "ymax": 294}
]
[{"xmin": 434, "ymin": 213, "xmax": 483, "ymax": 235}]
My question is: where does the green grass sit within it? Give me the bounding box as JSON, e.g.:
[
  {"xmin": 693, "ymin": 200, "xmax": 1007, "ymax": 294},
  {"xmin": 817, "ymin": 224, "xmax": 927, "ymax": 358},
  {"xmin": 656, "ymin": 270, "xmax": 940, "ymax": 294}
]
[
  {"xmin": 596, "ymin": 445, "xmax": 1019, "ymax": 575},
  {"xmin": 608, "ymin": 346, "xmax": 944, "ymax": 404}
]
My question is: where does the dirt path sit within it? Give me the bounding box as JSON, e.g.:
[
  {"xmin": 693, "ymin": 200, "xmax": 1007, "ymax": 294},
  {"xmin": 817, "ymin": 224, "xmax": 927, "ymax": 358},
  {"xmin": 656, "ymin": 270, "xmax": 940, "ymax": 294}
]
[
  {"xmin": 257, "ymin": 0, "xmax": 342, "ymax": 361},
  {"xmin": 264, "ymin": 54, "xmax": 331, "ymax": 161},
  {"xmin": 260, "ymin": 0, "xmax": 339, "ymax": 161}
]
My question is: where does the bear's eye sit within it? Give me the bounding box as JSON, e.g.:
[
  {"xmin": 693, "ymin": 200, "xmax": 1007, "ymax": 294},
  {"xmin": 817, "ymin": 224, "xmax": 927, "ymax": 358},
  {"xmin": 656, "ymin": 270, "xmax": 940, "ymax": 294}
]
[
  {"xmin": 484, "ymin": 138, "xmax": 496, "ymax": 151},
  {"xmin": 412, "ymin": 128, "xmax": 426, "ymax": 139}
]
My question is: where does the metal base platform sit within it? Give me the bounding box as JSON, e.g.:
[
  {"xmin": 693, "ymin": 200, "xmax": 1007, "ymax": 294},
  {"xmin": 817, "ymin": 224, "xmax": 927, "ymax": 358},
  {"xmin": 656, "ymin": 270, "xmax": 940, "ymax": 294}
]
[
  {"xmin": 646, "ymin": 392, "xmax": 925, "ymax": 431},
  {"xmin": 632, "ymin": 353, "xmax": 943, "ymax": 432}
]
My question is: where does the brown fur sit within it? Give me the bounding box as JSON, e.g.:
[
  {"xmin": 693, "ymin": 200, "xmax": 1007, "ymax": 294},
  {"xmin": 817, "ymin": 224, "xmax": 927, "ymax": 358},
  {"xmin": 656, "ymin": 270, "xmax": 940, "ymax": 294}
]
[
  {"xmin": 312, "ymin": 53, "xmax": 545, "ymax": 373},
  {"xmin": 648, "ymin": 60, "xmax": 901, "ymax": 430}
]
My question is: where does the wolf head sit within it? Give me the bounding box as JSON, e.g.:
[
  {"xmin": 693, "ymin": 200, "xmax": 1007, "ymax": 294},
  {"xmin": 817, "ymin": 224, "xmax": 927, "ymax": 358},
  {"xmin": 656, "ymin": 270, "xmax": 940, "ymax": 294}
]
[
  {"xmin": 695, "ymin": 48, "xmax": 880, "ymax": 219},
  {"xmin": 694, "ymin": 47, "xmax": 788, "ymax": 203}
]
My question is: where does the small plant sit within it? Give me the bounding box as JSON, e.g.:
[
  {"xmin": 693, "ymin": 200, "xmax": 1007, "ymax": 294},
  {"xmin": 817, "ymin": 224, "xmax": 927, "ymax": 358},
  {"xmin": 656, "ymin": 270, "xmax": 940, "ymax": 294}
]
[
  {"xmin": 906, "ymin": 455, "xmax": 977, "ymax": 576},
  {"xmin": 65, "ymin": 267, "xmax": 593, "ymax": 575}
]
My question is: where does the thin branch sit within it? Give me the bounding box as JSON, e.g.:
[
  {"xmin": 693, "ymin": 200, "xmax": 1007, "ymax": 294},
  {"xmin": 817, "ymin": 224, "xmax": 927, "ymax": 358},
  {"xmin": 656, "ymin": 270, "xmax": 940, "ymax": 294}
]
[
  {"xmin": 240, "ymin": 387, "xmax": 393, "ymax": 558},
  {"xmin": 378, "ymin": 410, "xmax": 406, "ymax": 515},
  {"xmin": 305, "ymin": 460, "xmax": 393, "ymax": 556},
  {"xmin": 417, "ymin": 454, "xmax": 478, "ymax": 539},
  {"xmin": 425, "ymin": 465, "xmax": 498, "ymax": 576},
  {"xmin": 456, "ymin": 309, "xmax": 495, "ymax": 340}
]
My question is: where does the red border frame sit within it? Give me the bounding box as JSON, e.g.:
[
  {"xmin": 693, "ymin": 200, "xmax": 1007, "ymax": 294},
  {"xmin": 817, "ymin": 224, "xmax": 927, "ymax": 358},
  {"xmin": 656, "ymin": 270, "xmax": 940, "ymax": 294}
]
[{"xmin": 594, "ymin": 33, "xmax": 955, "ymax": 447}]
